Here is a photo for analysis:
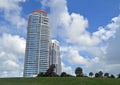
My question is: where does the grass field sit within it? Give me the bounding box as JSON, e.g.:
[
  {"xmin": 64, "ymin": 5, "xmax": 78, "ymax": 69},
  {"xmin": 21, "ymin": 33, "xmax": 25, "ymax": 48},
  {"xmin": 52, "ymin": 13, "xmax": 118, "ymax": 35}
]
[{"xmin": 0, "ymin": 77, "xmax": 120, "ymax": 85}]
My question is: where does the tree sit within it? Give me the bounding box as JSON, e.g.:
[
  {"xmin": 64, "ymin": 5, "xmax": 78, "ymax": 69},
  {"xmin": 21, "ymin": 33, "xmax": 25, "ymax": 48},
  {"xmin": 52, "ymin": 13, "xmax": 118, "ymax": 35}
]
[
  {"xmin": 37, "ymin": 64, "xmax": 58, "ymax": 77},
  {"xmin": 98, "ymin": 71, "xmax": 103, "ymax": 77},
  {"xmin": 104, "ymin": 73, "xmax": 109, "ymax": 78},
  {"xmin": 75, "ymin": 67, "xmax": 83, "ymax": 77},
  {"xmin": 37, "ymin": 72, "xmax": 45, "ymax": 77},
  {"xmin": 45, "ymin": 64, "xmax": 58, "ymax": 77},
  {"xmin": 95, "ymin": 73, "xmax": 99, "ymax": 78},
  {"xmin": 117, "ymin": 74, "xmax": 120, "ymax": 78},
  {"xmin": 110, "ymin": 74, "xmax": 115, "ymax": 78},
  {"xmin": 89, "ymin": 72, "xmax": 94, "ymax": 77},
  {"xmin": 61, "ymin": 72, "xmax": 67, "ymax": 77},
  {"xmin": 60, "ymin": 72, "xmax": 74, "ymax": 77}
]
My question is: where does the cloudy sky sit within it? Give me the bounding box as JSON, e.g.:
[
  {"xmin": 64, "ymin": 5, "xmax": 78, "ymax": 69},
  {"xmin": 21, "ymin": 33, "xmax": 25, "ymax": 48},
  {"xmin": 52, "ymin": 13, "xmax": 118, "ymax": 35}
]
[{"xmin": 0, "ymin": 0, "xmax": 120, "ymax": 77}]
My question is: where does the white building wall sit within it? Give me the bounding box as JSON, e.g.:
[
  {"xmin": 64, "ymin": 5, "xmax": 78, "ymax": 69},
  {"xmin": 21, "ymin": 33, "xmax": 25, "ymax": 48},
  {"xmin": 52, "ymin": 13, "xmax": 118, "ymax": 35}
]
[
  {"xmin": 49, "ymin": 40, "xmax": 61, "ymax": 75},
  {"xmin": 24, "ymin": 10, "xmax": 50, "ymax": 77}
]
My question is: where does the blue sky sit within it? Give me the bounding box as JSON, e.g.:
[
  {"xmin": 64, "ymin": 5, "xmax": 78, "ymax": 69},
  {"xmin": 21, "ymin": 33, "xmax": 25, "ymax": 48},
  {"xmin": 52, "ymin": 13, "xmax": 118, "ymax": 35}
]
[
  {"xmin": 67, "ymin": 0, "xmax": 120, "ymax": 32},
  {"xmin": 0, "ymin": 0, "xmax": 120, "ymax": 77}
]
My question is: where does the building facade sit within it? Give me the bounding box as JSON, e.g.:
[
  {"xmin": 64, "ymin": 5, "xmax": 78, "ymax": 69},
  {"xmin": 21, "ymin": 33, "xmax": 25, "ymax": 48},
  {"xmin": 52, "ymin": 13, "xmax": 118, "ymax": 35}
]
[
  {"xmin": 24, "ymin": 10, "xmax": 61, "ymax": 77},
  {"xmin": 24, "ymin": 10, "xmax": 50, "ymax": 77},
  {"xmin": 49, "ymin": 40, "xmax": 61, "ymax": 75}
]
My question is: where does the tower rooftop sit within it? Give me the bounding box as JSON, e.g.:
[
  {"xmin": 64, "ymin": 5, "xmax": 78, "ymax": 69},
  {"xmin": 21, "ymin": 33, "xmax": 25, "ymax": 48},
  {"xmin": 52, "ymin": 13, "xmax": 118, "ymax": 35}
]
[{"xmin": 32, "ymin": 10, "xmax": 47, "ymax": 16}]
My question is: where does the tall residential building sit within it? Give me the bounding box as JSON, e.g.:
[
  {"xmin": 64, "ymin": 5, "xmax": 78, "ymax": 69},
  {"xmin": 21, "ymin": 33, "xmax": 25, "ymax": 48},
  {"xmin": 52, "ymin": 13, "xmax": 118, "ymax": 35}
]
[
  {"xmin": 49, "ymin": 40, "xmax": 61, "ymax": 75},
  {"xmin": 24, "ymin": 10, "xmax": 50, "ymax": 77}
]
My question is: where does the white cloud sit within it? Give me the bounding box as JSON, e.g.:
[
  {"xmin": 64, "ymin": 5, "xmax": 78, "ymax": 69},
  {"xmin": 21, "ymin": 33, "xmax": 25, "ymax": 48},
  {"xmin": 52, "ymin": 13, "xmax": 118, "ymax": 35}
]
[
  {"xmin": 0, "ymin": 33, "xmax": 25, "ymax": 77},
  {"xmin": 0, "ymin": 0, "xmax": 26, "ymax": 77},
  {"xmin": 0, "ymin": 0, "xmax": 20, "ymax": 10},
  {"xmin": 0, "ymin": 71, "xmax": 23, "ymax": 78},
  {"xmin": 61, "ymin": 62, "xmax": 74, "ymax": 75},
  {"xmin": 61, "ymin": 46, "xmax": 88, "ymax": 65},
  {"xmin": 0, "ymin": 0, "xmax": 119, "ymax": 77},
  {"xmin": 0, "ymin": 0, "xmax": 27, "ymax": 34},
  {"xmin": 5, "ymin": 12, "xmax": 27, "ymax": 29},
  {"xmin": 41, "ymin": 0, "xmax": 120, "ymax": 75},
  {"xmin": 0, "ymin": 33, "xmax": 25, "ymax": 56},
  {"xmin": 0, "ymin": 0, "xmax": 26, "ymax": 10},
  {"xmin": 105, "ymin": 29, "xmax": 120, "ymax": 64},
  {"xmin": 3, "ymin": 60, "xmax": 19, "ymax": 70},
  {"xmin": 42, "ymin": 0, "xmax": 117, "ymax": 47}
]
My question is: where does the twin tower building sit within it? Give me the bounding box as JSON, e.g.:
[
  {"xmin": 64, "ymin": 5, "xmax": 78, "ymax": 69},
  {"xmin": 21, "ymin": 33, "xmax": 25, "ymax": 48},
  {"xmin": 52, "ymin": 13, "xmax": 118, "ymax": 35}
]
[{"xmin": 23, "ymin": 10, "xmax": 61, "ymax": 77}]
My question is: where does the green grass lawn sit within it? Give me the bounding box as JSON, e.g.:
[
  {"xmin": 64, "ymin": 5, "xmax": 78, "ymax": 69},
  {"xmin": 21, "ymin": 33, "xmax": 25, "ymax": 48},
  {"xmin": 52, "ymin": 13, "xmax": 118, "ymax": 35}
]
[{"xmin": 0, "ymin": 77, "xmax": 120, "ymax": 85}]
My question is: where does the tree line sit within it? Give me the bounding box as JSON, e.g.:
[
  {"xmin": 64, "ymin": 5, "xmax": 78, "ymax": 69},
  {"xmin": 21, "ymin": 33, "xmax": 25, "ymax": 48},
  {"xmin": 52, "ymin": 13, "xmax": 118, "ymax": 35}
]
[{"xmin": 37, "ymin": 64, "xmax": 120, "ymax": 78}]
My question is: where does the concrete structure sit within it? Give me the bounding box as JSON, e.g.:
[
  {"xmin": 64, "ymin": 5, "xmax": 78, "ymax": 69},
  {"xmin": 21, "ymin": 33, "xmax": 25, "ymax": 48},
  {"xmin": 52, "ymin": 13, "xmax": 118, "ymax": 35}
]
[
  {"xmin": 24, "ymin": 10, "xmax": 50, "ymax": 77},
  {"xmin": 24, "ymin": 10, "xmax": 61, "ymax": 77},
  {"xmin": 49, "ymin": 40, "xmax": 61, "ymax": 75}
]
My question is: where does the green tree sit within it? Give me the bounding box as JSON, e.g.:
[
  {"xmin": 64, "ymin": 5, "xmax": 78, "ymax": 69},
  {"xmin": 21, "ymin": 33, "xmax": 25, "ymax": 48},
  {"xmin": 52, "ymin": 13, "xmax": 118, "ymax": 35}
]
[
  {"xmin": 45, "ymin": 64, "xmax": 58, "ymax": 77},
  {"xmin": 98, "ymin": 71, "xmax": 103, "ymax": 77},
  {"xmin": 61, "ymin": 72, "xmax": 67, "ymax": 77},
  {"xmin": 95, "ymin": 73, "xmax": 99, "ymax": 78},
  {"xmin": 118, "ymin": 74, "xmax": 120, "ymax": 78},
  {"xmin": 75, "ymin": 67, "xmax": 83, "ymax": 77},
  {"xmin": 89, "ymin": 72, "xmax": 94, "ymax": 77},
  {"xmin": 104, "ymin": 73, "xmax": 109, "ymax": 78},
  {"xmin": 37, "ymin": 72, "xmax": 45, "ymax": 77},
  {"xmin": 60, "ymin": 72, "xmax": 74, "ymax": 77},
  {"xmin": 110, "ymin": 74, "xmax": 115, "ymax": 78}
]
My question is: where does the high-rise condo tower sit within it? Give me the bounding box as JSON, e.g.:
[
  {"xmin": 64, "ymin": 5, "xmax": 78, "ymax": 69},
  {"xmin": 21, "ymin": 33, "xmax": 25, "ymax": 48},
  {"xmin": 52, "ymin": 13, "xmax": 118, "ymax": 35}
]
[{"xmin": 24, "ymin": 10, "xmax": 50, "ymax": 77}]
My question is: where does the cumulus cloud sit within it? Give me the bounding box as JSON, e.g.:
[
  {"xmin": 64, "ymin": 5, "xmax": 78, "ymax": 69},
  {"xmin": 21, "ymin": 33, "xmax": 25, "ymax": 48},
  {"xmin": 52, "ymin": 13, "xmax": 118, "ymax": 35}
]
[
  {"xmin": 0, "ymin": 0, "xmax": 119, "ymax": 77},
  {"xmin": 41, "ymin": 0, "xmax": 120, "ymax": 75},
  {"xmin": 42, "ymin": 0, "xmax": 117, "ymax": 47},
  {"xmin": 0, "ymin": 0, "xmax": 26, "ymax": 11},
  {"xmin": 105, "ymin": 30, "xmax": 120, "ymax": 64},
  {"xmin": 0, "ymin": 33, "xmax": 25, "ymax": 56},
  {"xmin": 0, "ymin": 33, "xmax": 25, "ymax": 77},
  {"xmin": 0, "ymin": 0, "xmax": 27, "ymax": 77},
  {"xmin": 0, "ymin": 0, "xmax": 27, "ymax": 34},
  {"xmin": 61, "ymin": 46, "xmax": 88, "ymax": 65},
  {"xmin": 61, "ymin": 62, "xmax": 74, "ymax": 75}
]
